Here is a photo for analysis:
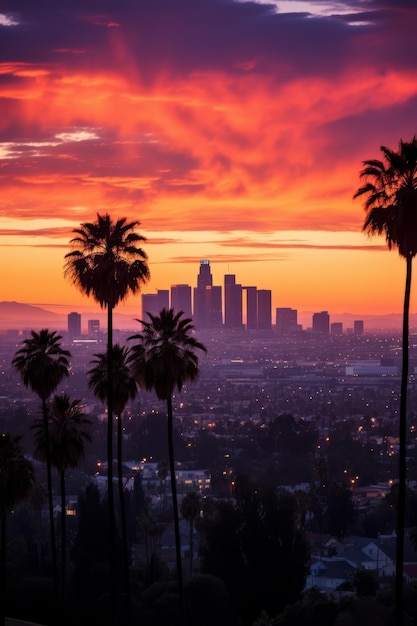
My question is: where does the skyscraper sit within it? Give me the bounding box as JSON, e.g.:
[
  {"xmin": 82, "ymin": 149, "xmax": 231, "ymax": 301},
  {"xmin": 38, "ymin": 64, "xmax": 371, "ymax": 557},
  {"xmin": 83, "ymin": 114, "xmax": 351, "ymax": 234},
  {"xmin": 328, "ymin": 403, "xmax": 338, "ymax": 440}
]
[
  {"xmin": 354, "ymin": 320, "xmax": 364, "ymax": 335},
  {"xmin": 245, "ymin": 286, "xmax": 257, "ymax": 330},
  {"xmin": 312, "ymin": 311, "xmax": 330, "ymax": 333},
  {"xmin": 276, "ymin": 308, "xmax": 298, "ymax": 334},
  {"xmin": 68, "ymin": 312, "xmax": 81, "ymax": 339},
  {"xmin": 142, "ymin": 290, "xmax": 169, "ymax": 318},
  {"xmin": 206, "ymin": 285, "xmax": 223, "ymax": 328},
  {"xmin": 88, "ymin": 319, "xmax": 100, "ymax": 337},
  {"xmin": 331, "ymin": 322, "xmax": 343, "ymax": 336},
  {"xmin": 224, "ymin": 274, "xmax": 242, "ymax": 329},
  {"xmin": 193, "ymin": 260, "xmax": 213, "ymax": 328},
  {"xmin": 257, "ymin": 290, "xmax": 272, "ymax": 330},
  {"xmin": 170, "ymin": 284, "xmax": 192, "ymax": 317}
]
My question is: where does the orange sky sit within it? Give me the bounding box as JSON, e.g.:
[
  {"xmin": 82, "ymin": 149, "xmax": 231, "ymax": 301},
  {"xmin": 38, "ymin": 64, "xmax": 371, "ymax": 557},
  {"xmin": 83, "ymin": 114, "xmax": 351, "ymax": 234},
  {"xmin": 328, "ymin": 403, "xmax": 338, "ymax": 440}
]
[{"xmin": 1, "ymin": 0, "xmax": 416, "ymax": 319}]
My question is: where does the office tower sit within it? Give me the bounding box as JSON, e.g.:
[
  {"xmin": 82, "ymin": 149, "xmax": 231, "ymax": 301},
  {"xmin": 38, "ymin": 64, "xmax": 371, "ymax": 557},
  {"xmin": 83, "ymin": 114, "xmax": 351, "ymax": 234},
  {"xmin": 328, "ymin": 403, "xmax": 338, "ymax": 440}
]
[
  {"xmin": 170, "ymin": 284, "xmax": 192, "ymax": 317},
  {"xmin": 331, "ymin": 322, "xmax": 343, "ymax": 336},
  {"xmin": 224, "ymin": 274, "xmax": 242, "ymax": 329},
  {"xmin": 245, "ymin": 286, "xmax": 257, "ymax": 330},
  {"xmin": 354, "ymin": 320, "xmax": 364, "ymax": 335},
  {"xmin": 88, "ymin": 319, "xmax": 100, "ymax": 336},
  {"xmin": 193, "ymin": 260, "xmax": 213, "ymax": 328},
  {"xmin": 312, "ymin": 310, "xmax": 330, "ymax": 333},
  {"xmin": 142, "ymin": 290, "xmax": 169, "ymax": 318},
  {"xmin": 276, "ymin": 308, "xmax": 298, "ymax": 334},
  {"xmin": 257, "ymin": 289, "xmax": 272, "ymax": 330},
  {"xmin": 206, "ymin": 285, "xmax": 223, "ymax": 328},
  {"xmin": 68, "ymin": 312, "xmax": 81, "ymax": 339}
]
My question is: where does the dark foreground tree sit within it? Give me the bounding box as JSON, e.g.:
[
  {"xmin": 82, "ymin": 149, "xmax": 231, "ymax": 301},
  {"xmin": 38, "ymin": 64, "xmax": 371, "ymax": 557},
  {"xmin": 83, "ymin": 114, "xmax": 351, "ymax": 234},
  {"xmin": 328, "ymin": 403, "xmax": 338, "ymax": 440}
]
[
  {"xmin": 0, "ymin": 433, "xmax": 35, "ymax": 626},
  {"xmin": 65, "ymin": 213, "xmax": 149, "ymax": 605},
  {"xmin": 354, "ymin": 136, "xmax": 417, "ymax": 626},
  {"xmin": 198, "ymin": 480, "xmax": 310, "ymax": 625},
  {"xmin": 180, "ymin": 491, "xmax": 201, "ymax": 578},
  {"xmin": 88, "ymin": 344, "xmax": 137, "ymax": 604},
  {"xmin": 12, "ymin": 329, "xmax": 70, "ymax": 588},
  {"xmin": 129, "ymin": 308, "xmax": 207, "ymax": 626},
  {"xmin": 32, "ymin": 394, "xmax": 91, "ymax": 600}
]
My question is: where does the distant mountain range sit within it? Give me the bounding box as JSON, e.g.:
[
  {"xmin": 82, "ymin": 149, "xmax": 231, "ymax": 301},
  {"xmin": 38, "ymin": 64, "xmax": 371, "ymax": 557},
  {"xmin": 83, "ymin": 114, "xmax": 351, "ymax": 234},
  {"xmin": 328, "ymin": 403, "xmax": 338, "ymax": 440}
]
[
  {"xmin": 0, "ymin": 301, "xmax": 414, "ymax": 333},
  {"xmin": 0, "ymin": 301, "xmax": 138, "ymax": 331}
]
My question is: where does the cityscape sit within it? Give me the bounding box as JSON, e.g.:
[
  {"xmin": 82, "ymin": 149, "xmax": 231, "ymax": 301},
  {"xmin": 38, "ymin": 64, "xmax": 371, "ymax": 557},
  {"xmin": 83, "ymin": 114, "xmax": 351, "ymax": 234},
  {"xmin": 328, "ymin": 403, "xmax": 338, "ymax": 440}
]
[{"xmin": 1, "ymin": 0, "xmax": 417, "ymax": 625}]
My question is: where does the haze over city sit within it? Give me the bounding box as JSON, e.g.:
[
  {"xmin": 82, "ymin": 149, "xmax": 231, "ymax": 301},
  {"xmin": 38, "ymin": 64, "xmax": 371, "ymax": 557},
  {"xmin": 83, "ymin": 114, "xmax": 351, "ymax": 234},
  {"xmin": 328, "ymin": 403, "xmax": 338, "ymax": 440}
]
[{"xmin": 1, "ymin": 0, "xmax": 417, "ymax": 320}]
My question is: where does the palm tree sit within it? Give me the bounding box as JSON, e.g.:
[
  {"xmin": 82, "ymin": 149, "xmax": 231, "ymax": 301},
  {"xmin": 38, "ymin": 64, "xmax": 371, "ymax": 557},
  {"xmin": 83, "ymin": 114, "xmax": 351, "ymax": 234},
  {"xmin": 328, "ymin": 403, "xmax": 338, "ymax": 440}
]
[
  {"xmin": 32, "ymin": 394, "xmax": 91, "ymax": 600},
  {"xmin": 354, "ymin": 136, "xmax": 417, "ymax": 626},
  {"xmin": 64, "ymin": 213, "xmax": 149, "ymax": 595},
  {"xmin": 88, "ymin": 343, "xmax": 138, "ymax": 604},
  {"xmin": 0, "ymin": 433, "xmax": 35, "ymax": 626},
  {"xmin": 180, "ymin": 491, "xmax": 201, "ymax": 578},
  {"xmin": 12, "ymin": 329, "xmax": 70, "ymax": 588},
  {"xmin": 129, "ymin": 308, "xmax": 207, "ymax": 626}
]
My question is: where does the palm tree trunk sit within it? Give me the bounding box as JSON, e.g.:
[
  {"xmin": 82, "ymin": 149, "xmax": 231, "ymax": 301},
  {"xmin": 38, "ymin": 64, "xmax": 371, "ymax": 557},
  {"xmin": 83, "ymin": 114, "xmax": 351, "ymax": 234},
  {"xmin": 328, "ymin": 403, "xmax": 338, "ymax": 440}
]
[
  {"xmin": 42, "ymin": 397, "xmax": 58, "ymax": 589},
  {"xmin": 107, "ymin": 305, "xmax": 118, "ymax": 616},
  {"xmin": 60, "ymin": 469, "xmax": 66, "ymax": 604},
  {"xmin": 0, "ymin": 513, "xmax": 6, "ymax": 626},
  {"xmin": 117, "ymin": 411, "xmax": 131, "ymax": 609},
  {"xmin": 167, "ymin": 396, "xmax": 186, "ymax": 626},
  {"xmin": 395, "ymin": 255, "xmax": 412, "ymax": 626}
]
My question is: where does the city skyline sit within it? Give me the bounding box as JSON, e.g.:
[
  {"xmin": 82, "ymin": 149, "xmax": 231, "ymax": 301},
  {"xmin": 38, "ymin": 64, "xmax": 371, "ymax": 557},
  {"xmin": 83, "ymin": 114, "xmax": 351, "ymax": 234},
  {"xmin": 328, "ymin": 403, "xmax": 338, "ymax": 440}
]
[{"xmin": 1, "ymin": 1, "xmax": 416, "ymax": 317}]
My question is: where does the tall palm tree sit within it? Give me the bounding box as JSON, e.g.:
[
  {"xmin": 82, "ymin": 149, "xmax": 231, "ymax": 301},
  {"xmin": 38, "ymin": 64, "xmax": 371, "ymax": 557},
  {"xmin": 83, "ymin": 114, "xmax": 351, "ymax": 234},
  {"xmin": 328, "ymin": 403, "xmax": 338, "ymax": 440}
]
[
  {"xmin": 12, "ymin": 329, "xmax": 70, "ymax": 588},
  {"xmin": 64, "ymin": 213, "xmax": 149, "ymax": 595},
  {"xmin": 0, "ymin": 433, "xmax": 35, "ymax": 626},
  {"xmin": 88, "ymin": 343, "xmax": 138, "ymax": 605},
  {"xmin": 32, "ymin": 394, "xmax": 91, "ymax": 600},
  {"xmin": 354, "ymin": 136, "xmax": 417, "ymax": 626},
  {"xmin": 180, "ymin": 491, "xmax": 201, "ymax": 578},
  {"xmin": 129, "ymin": 308, "xmax": 207, "ymax": 626}
]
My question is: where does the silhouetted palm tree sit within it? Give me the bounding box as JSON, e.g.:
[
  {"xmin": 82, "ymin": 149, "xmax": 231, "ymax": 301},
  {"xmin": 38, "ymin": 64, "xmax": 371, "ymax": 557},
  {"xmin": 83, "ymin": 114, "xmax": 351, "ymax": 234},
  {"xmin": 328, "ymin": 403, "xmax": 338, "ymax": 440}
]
[
  {"xmin": 129, "ymin": 308, "xmax": 206, "ymax": 626},
  {"xmin": 32, "ymin": 394, "xmax": 91, "ymax": 600},
  {"xmin": 0, "ymin": 433, "xmax": 35, "ymax": 626},
  {"xmin": 180, "ymin": 491, "xmax": 201, "ymax": 578},
  {"xmin": 64, "ymin": 213, "xmax": 149, "ymax": 596},
  {"xmin": 88, "ymin": 344, "xmax": 137, "ymax": 604},
  {"xmin": 12, "ymin": 329, "xmax": 70, "ymax": 588},
  {"xmin": 354, "ymin": 136, "xmax": 417, "ymax": 626}
]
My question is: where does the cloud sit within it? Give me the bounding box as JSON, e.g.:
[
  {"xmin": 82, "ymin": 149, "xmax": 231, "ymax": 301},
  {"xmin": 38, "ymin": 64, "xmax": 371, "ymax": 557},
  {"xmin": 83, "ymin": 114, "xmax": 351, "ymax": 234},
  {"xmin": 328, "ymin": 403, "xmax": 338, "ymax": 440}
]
[{"xmin": 0, "ymin": 0, "xmax": 416, "ymax": 235}]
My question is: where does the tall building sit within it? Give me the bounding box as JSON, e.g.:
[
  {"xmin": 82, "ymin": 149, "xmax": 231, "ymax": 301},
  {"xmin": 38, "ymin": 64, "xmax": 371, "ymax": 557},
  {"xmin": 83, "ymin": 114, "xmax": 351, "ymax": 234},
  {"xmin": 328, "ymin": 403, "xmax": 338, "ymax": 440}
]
[
  {"xmin": 193, "ymin": 260, "xmax": 213, "ymax": 328},
  {"xmin": 224, "ymin": 274, "xmax": 242, "ymax": 329},
  {"xmin": 331, "ymin": 322, "xmax": 343, "ymax": 336},
  {"xmin": 88, "ymin": 319, "xmax": 100, "ymax": 337},
  {"xmin": 312, "ymin": 311, "xmax": 330, "ymax": 333},
  {"xmin": 245, "ymin": 286, "xmax": 257, "ymax": 330},
  {"xmin": 68, "ymin": 312, "xmax": 81, "ymax": 339},
  {"xmin": 276, "ymin": 308, "xmax": 298, "ymax": 334},
  {"xmin": 257, "ymin": 290, "xmax": 272, "ymax": 330},
  {"xmin": 170, "ymin": 284, "xmax": 192, "ymax": 317},
  {"xmin": 354, "ymin": 320, "xmax": 364, "ymax": 335},
  {"xmin": 206, "ymin": 285, "xmax": 223, "ymax": 328},
  {"xmin": 142, "ymin": 290, "xmax": 169, "ymax": 318}
]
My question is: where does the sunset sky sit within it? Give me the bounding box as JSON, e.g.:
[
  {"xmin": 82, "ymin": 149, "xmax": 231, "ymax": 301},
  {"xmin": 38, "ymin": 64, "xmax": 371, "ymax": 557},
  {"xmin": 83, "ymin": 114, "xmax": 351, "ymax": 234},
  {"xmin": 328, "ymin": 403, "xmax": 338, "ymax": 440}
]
[{"xmin": 1, "ymin": 0, "xmax": 416, "ymax": 320}]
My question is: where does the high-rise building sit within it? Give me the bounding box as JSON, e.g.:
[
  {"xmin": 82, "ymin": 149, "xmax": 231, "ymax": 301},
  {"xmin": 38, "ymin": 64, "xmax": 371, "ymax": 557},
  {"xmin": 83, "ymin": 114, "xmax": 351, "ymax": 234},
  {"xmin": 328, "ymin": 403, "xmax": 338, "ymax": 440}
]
[
  {"xmin": 276, "ymin": 308, "xmax": 298, "ymax": 334},
  {"xmin": 331, "ymin": 322, "xmax": 343, "ymax": 336},
  {"xmin": 224, "ymin": 274, "xmax": 242, "ymax": 329},
  {"xmin": 193, "ymin": 260, "xmax": 213, "ymax": 328},
  {"xmin": 354, "ymin": 320, "xmax": 364, "ymax": 335},
  {"xmin": 257, "ymin": 290, "xmax": 272, "ymax": 330},
  {"xmin": 206, "ymin": 285, "xmax": 223, "ymax": 328},
  {"xmin": 245, "ymin": 286, "xmax": 257, "ymax": 330},
  {"xmin": 142, "ymin": 290, "xmax": 169, "ymax": 318},
  {"xmin": 68, "ymin": 312, "xmax": 81, "ymax": 339},
  {"xmin": 312, "ymin": 311, "xmax": 330, "ymax": 333},
  {"xmin": 171, "ymin": 284, "xmax": 192, "ymax": 317},
  {"xmin": 88, "ymin": 319, "xmax": 100, "ymax": 336}
]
